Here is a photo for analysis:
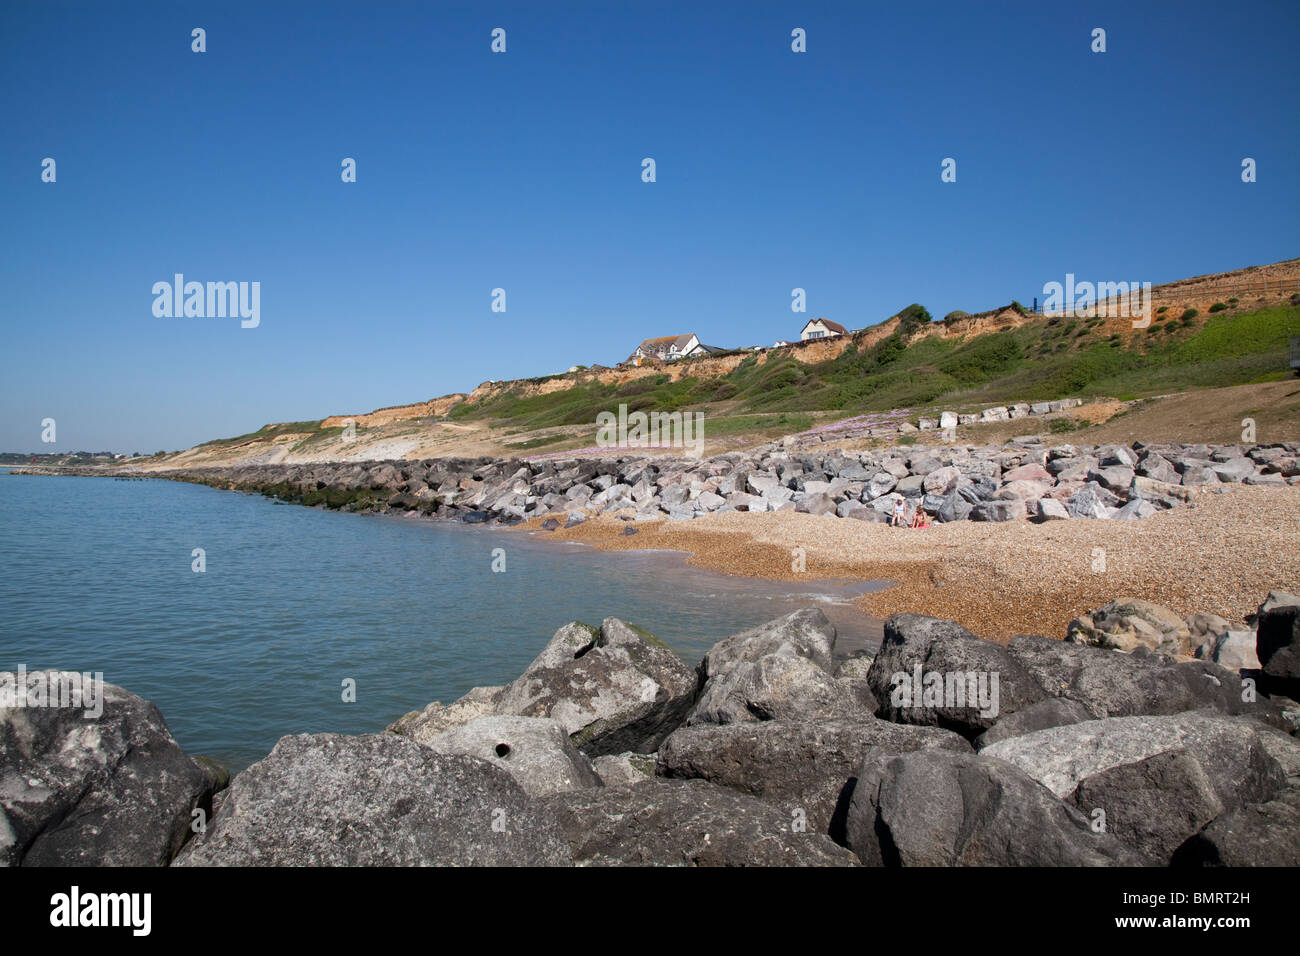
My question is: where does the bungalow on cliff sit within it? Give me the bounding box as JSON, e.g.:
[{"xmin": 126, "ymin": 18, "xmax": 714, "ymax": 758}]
[
  {"xmin": 628, "ymin": 334, "xmax": 727, "ymax": 365},
  {"xmin": 800, "ymin": 318, "xmax": 847, "ymax": 341}
]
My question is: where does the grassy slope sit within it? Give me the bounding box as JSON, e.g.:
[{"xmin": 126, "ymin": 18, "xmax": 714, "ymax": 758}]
[{"xmin": 447, "ymin": 304, "xmax": 1299, "ymax": 444}]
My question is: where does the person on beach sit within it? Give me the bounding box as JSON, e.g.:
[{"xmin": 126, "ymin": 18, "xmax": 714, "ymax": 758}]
[
  {"xmin": 891, "ymin": 497, "xmax": 907, "ymax": 527},
  {"xmin": 910, "ymin": 507, "xmax": 931, "ymax": 529}
]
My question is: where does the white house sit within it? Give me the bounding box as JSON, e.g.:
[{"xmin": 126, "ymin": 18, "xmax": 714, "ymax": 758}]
[
  {"xmin": 799, "ymin": 318, "xmax": 848, "ymax": 341},
  {"xmin": 628, "ymin": 334, "xmax": 726, "ymax": 364}
]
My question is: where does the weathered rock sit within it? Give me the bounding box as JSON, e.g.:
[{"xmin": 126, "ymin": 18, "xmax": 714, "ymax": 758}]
[
  {"xmin": 541, "ymin": 778, "xmax": 859, "ymax": 866},
  {"xmin": 1007, "ymin": 633, "xmax": 1281, "ymax": 722},
  {"xmin": 492, "ymin": 617, "xmax": 697, "ymax": 756},
  {"xmin": 1067, "ymin": 598, "xmax": 1194, "ymax": 656},
  {"xmin": 688, "ymin": 653, "xmax": 870, "ymax": 726},
  {"xmin": 844, "ymin": 749, "xmax": 1146, "ymax": 866},
  {"xmin": 1172, "ymin": 786, "xmax": 1300, "ymax": 866},
  {"xmin": 657, "ymin": 717, "xmax": 970, "ymax": 840},
  {"xmin": 174, "ymin": 733, "xmax": 571, "ymax": 866},
  {"xmin": 970, "ymin": 498, "xmax": 1026, "ymax": 522},
  {"xmin": 0, "ymin": 672, "xmax": 219, "ymax": 866},
  {"xmin": 974, "ymin": 698, "xmax": 1095, "ymax": 749},
  {"xmin": 698, "ymin": 607, "xmax": 836, "ymax": 679},
  {"xmin": 981, "ymin": 712, "xmax": 1285, "ymax": 804},
  {"xmin": 1257, "ymin": 604, "xmax": 1300, "ymax": 690},
  {"xmin": 422, "ymin": 716, "xmax": 601, "ymax": 796},
  {"xmin": 591, "ymin": 751, "xmax": 656, "ymax": 787},
  {"xmin": 866, "ymin": 614, "xmax": 1047, "ymax": 737},
  {"xmin": 388, "ymin": 684, "xmax": 503, "ymax": 745},
  {"xmin": 1036, "ymin": 498, "xmax": 1070, "ymax": 521}
]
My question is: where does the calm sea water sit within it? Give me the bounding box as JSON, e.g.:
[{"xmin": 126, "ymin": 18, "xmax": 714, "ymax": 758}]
[{"xmin": 0, "ymin": 469, "xmax": 882, "ymax": 771}]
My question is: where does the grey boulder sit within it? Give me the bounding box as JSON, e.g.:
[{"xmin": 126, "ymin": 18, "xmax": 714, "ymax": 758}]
[
  {"xmin": 845, "ymin": 748, "xmax": 1146, "ymax": 866},
  {"xmin": 0, "ymin": 672, "xmax": 220, "ymax": 866},
  {"xmin": 866, "ymin": 614, "xmax": 1047, "ymax": 737},
  {"xmin": 540, "ymin": 777, "xmax": 859, "ymax": 866},
  {"xmin": 173, "ymin": 733, "xmax": 571, "ymax": 866},
  {"xmin": 492, "ymin": 617, "xmax": 697, "ymax": 756},
  {"xmin": 422, "ymin": 715, "xmax": 601, "ymax": 796},
  {"xmin": 657, "ymin": 717, "xmax": 970, "ymax": 841}
]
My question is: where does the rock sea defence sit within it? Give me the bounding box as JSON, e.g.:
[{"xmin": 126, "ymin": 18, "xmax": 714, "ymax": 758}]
[
  {"xmin": 5, "ymin": 593, "xmax": 1299, "ymax": 867},
  {"xmin": 26, "ymin": 437, "xmax": 1300, "ymax": 527}
]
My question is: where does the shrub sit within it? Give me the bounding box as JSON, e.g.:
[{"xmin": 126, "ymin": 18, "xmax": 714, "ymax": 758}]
[
  {"xmin": 1181, "ymin": 308, "xmax": 1199, "ymax": 321},
  {"xmin": 1157, "ymin": 305, "xmax": 1169, "ymax": 314},
  {"xmin": 1209, "ymin": 302, "xmax": 1228, "ymax": 313},
  {"xmin": 1227, "ymin": 297, "xmax": 1239, "ymax": 305}
]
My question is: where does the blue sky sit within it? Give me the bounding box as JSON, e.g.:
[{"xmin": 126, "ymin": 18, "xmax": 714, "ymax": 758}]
[{"xmin": 2, "ymin": 0, "xmax": 1297, "ymax": 452}]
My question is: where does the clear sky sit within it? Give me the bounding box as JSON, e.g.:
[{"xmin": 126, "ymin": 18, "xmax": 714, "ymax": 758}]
[{"xmin": 2, "ymin": 0, "xmax": 1297, "ymax": 452}]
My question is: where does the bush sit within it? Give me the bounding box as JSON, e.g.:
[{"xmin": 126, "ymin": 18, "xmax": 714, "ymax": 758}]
[
  {"xmin": 1227, "ymin": 297, "xmax": 1239, "ymax": 305},
  {"xmin": 1209, "ymin": 302, "xmax": 1228, "ymax": 313},
  {"xmin": 1157, "ymin": 305, "xmax": 1168, "ymax": 314},
  {"xmin": 943, "ymin": 310, "xmax": 970, "ymax": 323},
  {"xmin": 1181, "ymin": 308, "xmax": 1199, "ymax": 321}
]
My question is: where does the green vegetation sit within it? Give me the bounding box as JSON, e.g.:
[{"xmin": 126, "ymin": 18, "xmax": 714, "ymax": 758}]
[
  {"xmin": 1209, "ymin": 302, "xmax": 1228, "ymax": 313},
  {"xmin": 437, "ymin": 303, "xmax": 1299, "ymax": 436}
]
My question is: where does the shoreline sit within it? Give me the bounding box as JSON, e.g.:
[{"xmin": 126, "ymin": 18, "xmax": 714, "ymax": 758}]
[{"xmin": 521, "ymin": 485, "xmax": 1300, "ymax": 641}]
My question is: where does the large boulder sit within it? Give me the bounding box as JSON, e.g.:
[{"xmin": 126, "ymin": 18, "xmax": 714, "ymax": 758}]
[
  {"xmin": 844, "ymin": 749, "xmax": 1146, "ymax": 866},
  {"xmin": 866, "ymin": 615, "xmax": 1047, "ymax": 738},
  {"xmin": 981, "ymin": 713, "xmax": 1287, "ymax": 862},
  {"xmin": 1257, "ymin": 603, "xmax": 1300, "ymax": 695},
  {"xmin": 657, "ymin": 717, "xmax": 970, "ymax": 840},
  {"xmin": 540, "ymin": 778, "xmax": 859, "ymax": 866},
  {"xmin": 974, "ymin": 698, "xmax": 1095, "ymax": 749},
  {"xmin": 591, "ymin": 752, "xmax": 656, "ymax": 787},
  {"xmin": 1172, "ymin": 786, "xmax": 1300, "ymax": 866},
  {"xmin": 421, "ymin": 716, "xmax": 600, "ymax": 797},
  {"xmin": 0, "ymin": 671, "xmax": 220, "ymax": 866},
  {"xmin": 387, "ymin": 684, "xmax": 502, "ymax": 745},
  {"xmin": 698, "ymin": 608, "xmax": 836, "ymax": 679},
  {"xmin": 173, "ymin": 733, "xmax": 571, "ymax": 866},
  {"xmin": 1005, "ymin": 633, "xmax": 1282, "ymax": 723},
  {"xmin": 1066, "ymin": 598, "xmax": 1194, "ymax": 656},
  {"xmin": 492, "ymin": 617, "xmax": 697, "ymax": 756},
  {"xmin": 687, "ymin": 653, "xmax": 867, "ymax": 726}
]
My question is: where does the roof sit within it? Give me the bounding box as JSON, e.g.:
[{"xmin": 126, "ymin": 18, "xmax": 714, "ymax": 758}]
[
  {"xmin": 634, "ymin": 333, "xmax": 696, "ymax": 353},
  {"xmin": 801, "ymin": 318, "xmax": 847, "ymax": 335}
]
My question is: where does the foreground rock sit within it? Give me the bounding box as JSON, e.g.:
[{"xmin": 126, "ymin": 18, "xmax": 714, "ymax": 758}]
[
  {"xmin": 686, "ymin": 608, "xmax": 869, "ymax": 725},
  {"xmin": 1, "ymin": 671, "xmax": 220, "ymax": 866},
  {"xmin": 657, "ymin": 717, "xmax": 970, "ymax": 840},
  {"xmin": 866, "ymin": 614, "xmax": 1047, "ymax": 738},
  {"xmin": 1067, "ymin": 598, "xmax": 1193, "ymax": 656},
  {"xmin": 174, "ymin": 733, "xmax": 570, "ymax": 866},
  {"xmin": 492, "ymin": 618, "xmax": 697, "ymax": 756},
  {"xmin": 1005, "ymin": 634, "xmax": 1282, "ymax": 723},
  {"xmin": 541, "ymin": 778, "xmax": 859, "ymax": 866},
  {"xmin": 981, "ymin": 712, "xmax": 1287, "ymax": 863},
  {"xmin": 422, "ymin": 716, "xmax": 601, "ymax": 796},
  {"xmin": 845, "ymin": 749, "xmax": 1146, "ymax": 866}
]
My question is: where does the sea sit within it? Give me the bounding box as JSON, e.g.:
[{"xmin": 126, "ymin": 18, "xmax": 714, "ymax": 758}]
[{"xmin": 0, "ymin": 468, "xmax": 883, "ymax": 771}]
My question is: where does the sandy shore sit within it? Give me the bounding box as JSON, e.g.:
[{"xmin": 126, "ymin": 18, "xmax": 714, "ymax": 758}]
[{"xmin": 518, "ymin": 485, "xmax": 1300, "ymax": 643}]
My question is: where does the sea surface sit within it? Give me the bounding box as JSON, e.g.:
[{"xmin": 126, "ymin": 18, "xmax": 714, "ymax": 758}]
[{"xmin": 0, "ymin": 469, "xmax": 883, "ymax": 771}]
